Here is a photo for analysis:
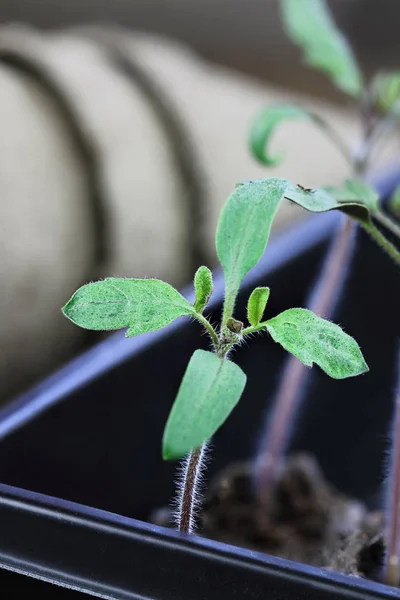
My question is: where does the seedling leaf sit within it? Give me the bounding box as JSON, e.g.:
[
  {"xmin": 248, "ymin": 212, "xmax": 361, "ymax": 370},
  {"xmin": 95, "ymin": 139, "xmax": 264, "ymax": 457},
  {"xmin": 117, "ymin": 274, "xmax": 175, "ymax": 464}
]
[
  {"xmin": 247, "ymin": 287, "xmax": 270, "ymax": 326},
  {"xmin": 216, "ymin": 178, "xmax": 288, "ymax": 322},
  {"xmin": 371, "ymin": 71, "xmax": 400, "ymax": 115},
  {"xmin": 249, "ymin": 104, "xmax": 316, "ymax": 166},
  {"xmin": 323, "ymin": 179, "xmax": 379, "ymax": 212},
  {"xmin": 281, "ymin": 0, "xmax": 363, "ymax": 97},
  {"xmin": 62, "ymin": 278, "xmax": 196, "ymax": 337},
  {"xmin": 162, "ymin": 349, "xmax": 247, "ymax": 459},
  {"xmin": 194, "ymin": 266, "xmax": 213, "ymax": 313},
  {"xmin": 284, "ymin": 183, "xmax": 370, "ymax": 223},
  {"xmin": 265, "ymin": 308, "xmax": 368, "ymax": 379}
]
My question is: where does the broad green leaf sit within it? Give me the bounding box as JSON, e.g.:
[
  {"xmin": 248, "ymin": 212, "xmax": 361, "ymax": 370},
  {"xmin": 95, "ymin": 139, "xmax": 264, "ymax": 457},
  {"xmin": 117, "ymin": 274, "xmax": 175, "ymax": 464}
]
[
  {"xmin": 281, "ymin": 0, "xmax": 363, "ymax": 97},
  {"xmin": 216, "ymin": 178, "xmax": 289, "ymax": 322},
  {"xmin": 162, "ymin": 349, "xmax": 247, "ymax": 459},
  {"xmin": 371, "ymin": 71, "xmax": 400, "ymax": 115},
  {"xmin": 62, "ymin": 278, "xmax": 196, "ymax": 337},
  {"xmin": 194, "ymin": 266, "xmax": 213, "ymax": 313},
  {"xmin": 249, "ymin": 104, "xmax": 315, "ymax": 166},
  {"xmin": 265, "ymin": 308, "xmax": 368, "ymax": 379},
  {"xmin": 247, "ymin": 287, "xmax": 270, "ymax": 326}
]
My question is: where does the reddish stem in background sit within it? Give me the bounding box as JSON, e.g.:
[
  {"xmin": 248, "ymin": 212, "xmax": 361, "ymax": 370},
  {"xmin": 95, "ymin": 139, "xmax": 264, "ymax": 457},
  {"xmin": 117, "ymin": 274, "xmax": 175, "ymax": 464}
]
[
  {"xmin": 385, "ymin": 351, "xmax": 400, "ymax": 587},
  {"xmin": 255, "ymin": 216, "xmax": 356, "ymax": 505}
]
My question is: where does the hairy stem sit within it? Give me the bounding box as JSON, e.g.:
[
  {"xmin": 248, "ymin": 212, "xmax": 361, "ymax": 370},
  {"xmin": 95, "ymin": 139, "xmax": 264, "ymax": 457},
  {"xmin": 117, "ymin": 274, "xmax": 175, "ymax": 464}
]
[
  {"xmin": 255, "ymin": 216, "xmax": 356, "ymax": 500},
  {"xmin": 193, "ymin": 313, "xmax": 219, "ymax": 349},
  {"xmin": 384, "ymin": 349, "xmax": 400, "ymax": 587},
  {"xmin": 176, "ymin": 442, "xmax": 208, "ymax": 533},
  {"xmin": 175, "ymin": 339, "xmax": 228, "ymax": 534}
]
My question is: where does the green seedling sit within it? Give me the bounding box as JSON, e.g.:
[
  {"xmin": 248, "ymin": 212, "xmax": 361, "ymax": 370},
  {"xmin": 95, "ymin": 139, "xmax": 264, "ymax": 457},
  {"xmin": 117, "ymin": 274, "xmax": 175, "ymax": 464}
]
[
  {"xmin": 248, "ymin": 0, "xmax": 400, "ymax": 585},
  {"xmin": 63, "ymin": 177, "xmax": 367, "ymax": 534}
]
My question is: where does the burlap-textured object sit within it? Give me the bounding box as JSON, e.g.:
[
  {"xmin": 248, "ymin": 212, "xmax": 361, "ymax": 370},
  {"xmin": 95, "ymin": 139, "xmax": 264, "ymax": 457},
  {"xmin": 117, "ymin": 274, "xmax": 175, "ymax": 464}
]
[{"xmin": 0, "ymin": 25, "xmax": 396, "ymax": 402}]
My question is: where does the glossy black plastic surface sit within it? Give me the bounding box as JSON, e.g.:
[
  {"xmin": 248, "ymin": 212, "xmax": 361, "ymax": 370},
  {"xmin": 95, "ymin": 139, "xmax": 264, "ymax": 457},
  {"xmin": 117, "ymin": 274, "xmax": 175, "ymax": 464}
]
[{"xmin": 0, "ymin": 168, "xmax": 400, "ymax": 598}]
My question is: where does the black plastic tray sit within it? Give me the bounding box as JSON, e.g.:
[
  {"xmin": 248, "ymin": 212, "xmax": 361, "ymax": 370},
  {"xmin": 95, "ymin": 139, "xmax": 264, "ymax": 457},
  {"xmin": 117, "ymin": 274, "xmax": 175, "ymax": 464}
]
[{"xmin": 0, "ymin": 168, "xmax": 400, "ymax": 598}]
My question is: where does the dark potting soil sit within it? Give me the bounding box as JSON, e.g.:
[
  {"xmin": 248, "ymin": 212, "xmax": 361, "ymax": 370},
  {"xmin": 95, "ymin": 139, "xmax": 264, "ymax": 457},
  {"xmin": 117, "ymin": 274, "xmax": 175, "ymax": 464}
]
[{"xmin": 150, "ymin": 453, "xmax": 385, "ymax": 582}]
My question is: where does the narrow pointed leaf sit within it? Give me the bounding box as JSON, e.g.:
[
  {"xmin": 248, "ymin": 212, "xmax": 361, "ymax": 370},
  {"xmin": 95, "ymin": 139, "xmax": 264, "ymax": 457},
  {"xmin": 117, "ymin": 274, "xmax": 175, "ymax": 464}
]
[
  {"xmin": 249, "ymin": 104, "xmax": 316, "ymax": 166},
  {"xmin": 63, "ymin": 278, "xmax": 196, "ymax": 337},
  {"xmin": 281, "ymin": 0, "xmax": 363, "ymax": 97},
  {"xmin": 162, "ymin": 350, "xmax": 247, "ymax": 460},
  {"xmin": 247, "ymin": 287, "xmax": 270, "ymax": 326},
  {"xmin": 194, "ymin": 266, "xmax": 213, "ymax": 313},
  {"xmin": 265, "ymin": 308, "xmax": 368, "ymax": 379},
  {"xmin": 216, "ymin": 178, "xmax": 289, "ymax": 320}
]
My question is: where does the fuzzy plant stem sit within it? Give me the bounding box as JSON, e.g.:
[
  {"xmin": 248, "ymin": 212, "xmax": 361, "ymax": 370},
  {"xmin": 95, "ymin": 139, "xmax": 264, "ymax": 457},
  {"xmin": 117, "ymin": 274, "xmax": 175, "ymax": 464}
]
[
  {"xmin": 175, "ymin": 338, "xmax": 227, "ymax": 534},
  {"xmin": 384, "ymin": 349, "xmax": 400, "ymax": 587},
  {"xmin": 255, "ymin": 215, "xmax": 356, "ymax": 502},
  {"xmin": 176, "ymin": 442, "xmax": 208, "ymax": 533}
]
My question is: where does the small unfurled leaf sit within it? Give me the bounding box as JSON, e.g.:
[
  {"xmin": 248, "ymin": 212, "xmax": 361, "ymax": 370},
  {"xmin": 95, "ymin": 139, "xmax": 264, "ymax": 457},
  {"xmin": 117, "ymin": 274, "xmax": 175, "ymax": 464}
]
[
  {"xmin": 249, "ymin": 104, "xmax": 316, "ymax": 166},
  {"xmin": 265, "ymin": 308, "xmax": 368, "ymax": 379},
  {"xmin": 371, "ymin": 71, "xmax": 400, "ymax": 115},
  {"xmin": 193, "ymin": 266, "xmax": 213, "ymax": 313},
  {"xmin": 62, "ymin": 278, "xmax": 196, "ymax": 337},
  {"xmin": 226, "ymin": 317, "xmax": 243, "ymax": 335},
  {"xmin": 162, "ymin": 350, "xmax": 247, "ymax": 460},
  {"xmin": 281, "ymin": 0, "xmax": 363, "ymax": 97},
  {"xmin": 247, "ymin": 287, "xmax": 270, "ymax": 326},
  {"xmin": 216, "ymin": 178, "xmax": 289, "ymax": 321}
]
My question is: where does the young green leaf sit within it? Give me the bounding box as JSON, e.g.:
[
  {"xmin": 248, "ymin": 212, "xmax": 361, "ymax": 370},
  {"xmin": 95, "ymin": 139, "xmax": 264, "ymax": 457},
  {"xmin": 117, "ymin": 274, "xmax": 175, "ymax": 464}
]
[
  {"xmin": 249, "ymin": 104, "xmax": 315, "ymax": 166},
  {"xmin": 247, "ymin": 287, "xmax": 270, "ymax": 326},
  {"xmin": 284, "ymin": 183, "xmax": 400, "ymax": 264},
  {"xmin": 216, "ymin": 178, "xmax": 289, "ymax": 323},
  {"xmin": 281, "ymin": 0, "xmax": 363, "ymax": 97},
  {"xmin": 323, "ymin": 179, "xmax": 379, "ymax": 212},
  {"xmin": 264, "ymin": 308, "xmax": 368, "ymax": 379},
  {"xmin": 193, "ymin": 266, "xmax": 213, "ymax": 313},
  {"xmin": 249, "ymin": 104, "xmax": 349, "ymax": 167},
  {"xmin": 162, "ymin": 349, "xmax": 247, "ymax": 460},
  {"xmin": 371, "ymin": 71, "xmax": 400, "ymax": 115},
  {"xmin": 284, "ymin": 183, "xmax": 369, "ymax": 222},
  {"xmin": 62, "ymin": 278, "xmax": 197, "ymax": 337}
]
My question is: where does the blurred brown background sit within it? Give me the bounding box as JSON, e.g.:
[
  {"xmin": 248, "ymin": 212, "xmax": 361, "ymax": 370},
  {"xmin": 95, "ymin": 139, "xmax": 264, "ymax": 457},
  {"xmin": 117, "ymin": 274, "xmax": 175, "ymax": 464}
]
[{"xmin": 1, "ymin": 0, "xmax": 399, "ymax": 100}]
